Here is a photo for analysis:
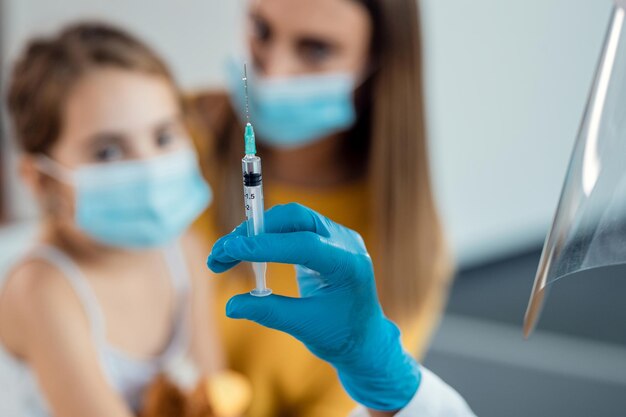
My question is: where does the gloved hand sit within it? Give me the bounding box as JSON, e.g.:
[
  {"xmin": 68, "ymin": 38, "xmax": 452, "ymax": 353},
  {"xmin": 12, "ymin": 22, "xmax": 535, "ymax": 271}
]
[{"xmin": 207, "ymin": 203, "xmax": 421, "ymax": 411}]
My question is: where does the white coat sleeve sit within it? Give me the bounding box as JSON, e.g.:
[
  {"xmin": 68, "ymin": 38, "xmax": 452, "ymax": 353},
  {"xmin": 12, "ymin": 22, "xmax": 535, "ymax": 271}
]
[{"xmin": 348, "ymin": 366, "xmax": 476, "ymax": 417}]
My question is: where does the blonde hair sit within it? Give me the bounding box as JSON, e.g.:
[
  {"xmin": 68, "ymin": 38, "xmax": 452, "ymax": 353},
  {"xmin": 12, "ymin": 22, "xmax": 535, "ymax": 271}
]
[{"xmin": 193, "ymin": 0, "xmax": 451, "ymax": 323}]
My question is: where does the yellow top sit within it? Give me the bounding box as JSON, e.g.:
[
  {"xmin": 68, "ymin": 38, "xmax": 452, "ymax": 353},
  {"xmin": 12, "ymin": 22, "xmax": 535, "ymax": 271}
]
[{"xmin": 195, "ymin": 180, "xmax": 445, "ymax": 417}]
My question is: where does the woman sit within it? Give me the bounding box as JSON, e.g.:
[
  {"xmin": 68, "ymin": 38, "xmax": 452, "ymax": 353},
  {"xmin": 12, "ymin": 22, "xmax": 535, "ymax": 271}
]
[{"xmin": 190, "ymin": 0, "xmax": 452, "ymax": 415}]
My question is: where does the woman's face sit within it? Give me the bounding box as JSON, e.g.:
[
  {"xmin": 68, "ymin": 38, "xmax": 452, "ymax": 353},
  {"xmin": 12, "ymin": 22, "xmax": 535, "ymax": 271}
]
[{"xmin": 248, "ymin": 0, "xmax": 372, "ymax": 78}]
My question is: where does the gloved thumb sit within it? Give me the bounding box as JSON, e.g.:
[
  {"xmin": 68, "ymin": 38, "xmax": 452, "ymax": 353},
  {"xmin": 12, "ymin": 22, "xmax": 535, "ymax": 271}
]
[{"xmin": 226, "ymin": 293, "xmax": 310, "ymax": 338}]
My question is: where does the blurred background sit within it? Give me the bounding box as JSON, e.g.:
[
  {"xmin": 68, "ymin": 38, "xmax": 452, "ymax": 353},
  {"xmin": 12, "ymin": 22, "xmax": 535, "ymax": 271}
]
[{"xmin": 1, "ymin": 0, "xmax": 625, "ymax": 415}]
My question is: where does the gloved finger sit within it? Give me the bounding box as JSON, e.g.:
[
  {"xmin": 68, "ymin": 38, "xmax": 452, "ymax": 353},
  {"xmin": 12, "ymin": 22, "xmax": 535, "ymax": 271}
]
[
  {"xmin": 207, "ymin": 241, "xmax": 241, "ymax": 273},
  {"xmin": 206, "ymin": 256, "xmax": 240, "ymax": 274},
  {"xmin": 207, "ymin": 203, "xmax": 337, "ymax": 273},
  {"xmin": 218, "ymin": 204, "xmax": 327, "ymax": 239},
  {"xmin": 226, "ymin": 293, "xmax": 317, "ymax": 340},
  {"xmin": 221, "ymin": 232, "xmax": 352, "ymax": 276},
  {"xmin": 206, "ymin": 222, "xmax": 249, "ymax": 273},
  {"xmin": 262, "ymin": 203, "xmax": 331, "ymax": 237}
]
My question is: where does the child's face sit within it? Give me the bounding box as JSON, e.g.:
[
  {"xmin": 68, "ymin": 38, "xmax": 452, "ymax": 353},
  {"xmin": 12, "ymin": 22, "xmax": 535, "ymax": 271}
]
[
  {"xmin": 53, "ymin": 67, "xmax": 189, "ymax": 166},
  {"xmin": 30, "ymin": 68, "xmax": 191, "ymax": 247}
]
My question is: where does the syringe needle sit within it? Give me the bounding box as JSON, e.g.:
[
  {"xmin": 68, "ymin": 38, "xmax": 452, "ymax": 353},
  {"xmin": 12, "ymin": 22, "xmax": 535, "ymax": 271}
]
[{"xmin": 243, "ymin": 63, "xmax": 250, "ymax": 124}]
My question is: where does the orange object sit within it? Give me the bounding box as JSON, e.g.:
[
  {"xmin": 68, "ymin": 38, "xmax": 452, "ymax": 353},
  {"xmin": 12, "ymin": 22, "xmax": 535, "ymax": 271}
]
[
  {"xmin": 140, "ymin": 374, "xmax": 190, "ymax": 417},
  {"xmin": 140, "ymin": 371, "xmax": 252, "ymax": 417},
  {"xmin": 194, "ymin": 371, "xmax": 252, "ymax": 417}
]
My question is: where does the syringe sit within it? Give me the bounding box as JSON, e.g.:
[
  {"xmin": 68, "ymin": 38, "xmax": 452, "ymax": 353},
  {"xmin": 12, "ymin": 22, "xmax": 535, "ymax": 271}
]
[{"xmin": 241, "ymin": 65, "xmax": 272, "ymax": 297}]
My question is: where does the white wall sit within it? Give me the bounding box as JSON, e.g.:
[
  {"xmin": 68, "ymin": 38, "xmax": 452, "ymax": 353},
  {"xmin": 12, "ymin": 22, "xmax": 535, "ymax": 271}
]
[
  {"xmin": 421, "ymin": 0, "xmax": 613, "ymax": 266},
  {"xmin": 3, "ymin": 0, "xmax": 246, "ymax": 89},
  {"xmin": 0, "ymin": 0, "xmax": 616, "ymax": 266}
]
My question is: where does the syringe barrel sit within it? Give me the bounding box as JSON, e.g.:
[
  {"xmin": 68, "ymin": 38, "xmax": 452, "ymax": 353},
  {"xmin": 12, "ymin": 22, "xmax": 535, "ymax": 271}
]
[
  {"xmin": 242, "ymin": 155, "xmax": 265, "ymax": 237},
  {"xmin": 242, "ymin": 154, "xmax": 271, "ymax": 297}
]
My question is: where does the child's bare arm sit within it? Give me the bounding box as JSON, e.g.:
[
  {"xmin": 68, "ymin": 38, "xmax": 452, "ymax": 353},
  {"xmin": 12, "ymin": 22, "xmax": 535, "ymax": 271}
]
[
  {"xmin": 0, "ymin": 261, "xmax": 134, "ymax": 417},
  {"xmin": 182, "ymin": 231, "xmax": 224, "ymax": 375}
]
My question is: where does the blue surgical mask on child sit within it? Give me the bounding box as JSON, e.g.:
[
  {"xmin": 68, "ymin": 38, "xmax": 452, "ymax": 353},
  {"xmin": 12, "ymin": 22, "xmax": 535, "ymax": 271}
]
[
  {"xmin": 36, "ymin": 148, "xmax": 212, "ymax": 249},
  {"xmin": 227, "ymin": 60, "xmax": 357, "ymax": 149}
]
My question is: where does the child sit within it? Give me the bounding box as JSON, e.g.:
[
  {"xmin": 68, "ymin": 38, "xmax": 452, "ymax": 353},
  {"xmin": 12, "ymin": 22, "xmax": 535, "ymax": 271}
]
[{"xmin": 0, "ymin": 23, "xmax": 236, "ymax": 416}]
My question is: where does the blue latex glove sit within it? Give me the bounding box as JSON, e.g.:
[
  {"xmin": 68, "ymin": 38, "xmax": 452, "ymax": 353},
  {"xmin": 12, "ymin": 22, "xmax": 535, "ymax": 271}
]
[{"xmin": 207, "ymin": 203, "xmax": 421, "ymax": 411}]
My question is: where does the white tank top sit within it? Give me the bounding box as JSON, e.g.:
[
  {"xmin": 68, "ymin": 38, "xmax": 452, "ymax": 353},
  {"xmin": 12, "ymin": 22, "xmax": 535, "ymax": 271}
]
[{"xmin": 0, "ymin": 243, "xmax": 193, "ymax": 416}]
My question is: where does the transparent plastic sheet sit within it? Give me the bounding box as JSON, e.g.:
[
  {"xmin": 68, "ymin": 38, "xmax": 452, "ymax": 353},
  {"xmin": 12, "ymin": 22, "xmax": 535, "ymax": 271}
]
[{"xmin": 524, "ymin": 1, "xmax": 626, "ymax": 337}]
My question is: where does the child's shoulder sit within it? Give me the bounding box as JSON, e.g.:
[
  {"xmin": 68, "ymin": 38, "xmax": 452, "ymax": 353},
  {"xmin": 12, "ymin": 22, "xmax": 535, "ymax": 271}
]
[
  {"xmin": 0, "ymin": 257, "xmax": 88, "ymax": 355},
  {"xmin": 3, "ymin": 257, "xmax": 72, "ymax": 305}
]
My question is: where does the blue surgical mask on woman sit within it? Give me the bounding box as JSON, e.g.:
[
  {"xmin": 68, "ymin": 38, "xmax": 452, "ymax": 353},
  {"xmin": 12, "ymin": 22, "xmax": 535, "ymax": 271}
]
[
  {"xmin": 227, "ymin": 59, "xmax": 357, "ymax": 149},
  {"xmin": 36, "ymin": 148, "xmax": 212, "ymax": 249}
]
